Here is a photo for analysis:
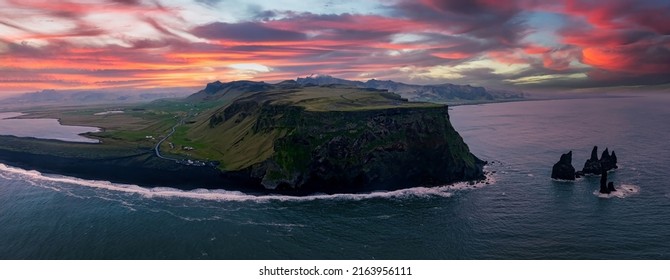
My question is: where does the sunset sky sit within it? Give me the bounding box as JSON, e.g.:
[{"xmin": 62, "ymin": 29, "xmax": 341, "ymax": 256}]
[{"xmin": 1, "ymin": 0, "xmax": 669, "ymax": 95}]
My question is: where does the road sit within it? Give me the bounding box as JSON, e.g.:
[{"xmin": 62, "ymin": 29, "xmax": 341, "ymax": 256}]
[{"xmin": 154, "ymin": 118, "xmax": 183, "ymax": 162}]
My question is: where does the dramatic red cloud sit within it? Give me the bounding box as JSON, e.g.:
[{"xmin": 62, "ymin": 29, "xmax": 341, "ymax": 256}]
[
  {"xmin": 555, "ymin": 0, "xmax": 670, "ymax": 83},
  {"xmin": 431, "ymin": 52, "xmax": 473, "ymax": 60},
  {"xmin": 0, "ymin": 0, "xmax": 669, "ymax": 95},
  {"xmin": 581, "ymin": 48, "xmax": 631, "ymax": 72},
  {"xmin": 523, "ymin": 45, "xmax": 551, "ymax": 55}
]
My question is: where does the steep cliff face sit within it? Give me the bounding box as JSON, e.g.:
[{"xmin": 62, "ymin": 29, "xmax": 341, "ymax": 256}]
[
  {"xmin": 186, "ymin": 85, "xmax": 485, "ymax": 193},
  {"xmin": 245, "ymin": 105, "xmax": 484, "ymax": 192}
]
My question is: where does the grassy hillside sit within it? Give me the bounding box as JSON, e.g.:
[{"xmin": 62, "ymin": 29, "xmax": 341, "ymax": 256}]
[
  {"xmin": 164, "ymin": 85, "xmax": 441, "ymax": 170},
  {"xmin": 158, "ymin": 84, "xmax": 483, "ymax": 191}
]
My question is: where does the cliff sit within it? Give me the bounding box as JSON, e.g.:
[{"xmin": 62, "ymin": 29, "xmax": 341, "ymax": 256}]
[
  {"xmin": 178, "ymin": 83, "xmax": 485, "ymax": 193},
  {"xmin": 551, "ymin": 151, "xmax": 576, "ymax": 180}
]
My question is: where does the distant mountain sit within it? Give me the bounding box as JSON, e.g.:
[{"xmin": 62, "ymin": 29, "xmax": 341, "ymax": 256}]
[
  {"xmin": 296, "ymin": 75, "xmax": 524, "ymax": 103},
  {"xmin": 0, "ymin": 88, "xmax": 196, "ymax": 108},
  {"xmin": 186, "ymin": 80, "xmax": 275, "ymax": 102}
]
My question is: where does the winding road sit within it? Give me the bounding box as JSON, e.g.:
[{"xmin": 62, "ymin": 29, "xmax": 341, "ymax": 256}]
[{"xmin": 154, "ymin": 118, "xmax": 183, "ymax": 162}]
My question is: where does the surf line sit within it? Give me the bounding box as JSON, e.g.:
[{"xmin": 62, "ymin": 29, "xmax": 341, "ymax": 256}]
[{"xmin": 0, "ymin": 163, "xmax": 496, "ymax": 202}]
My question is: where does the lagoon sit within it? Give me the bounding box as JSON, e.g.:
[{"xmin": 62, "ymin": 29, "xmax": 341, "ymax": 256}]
[{"xmin": 0, "ymin": 112, "xmax": 100, "ymax": 143}]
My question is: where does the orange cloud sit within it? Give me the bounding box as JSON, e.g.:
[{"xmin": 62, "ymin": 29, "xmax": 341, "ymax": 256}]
[{"xmin": 1, "ymin": 0, "xmax": 669, "ymax": 95}]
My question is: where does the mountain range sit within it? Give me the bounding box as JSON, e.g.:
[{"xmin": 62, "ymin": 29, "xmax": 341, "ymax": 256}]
[
  {"xmin": 1, "ymin": 75, "xmax": 524, "ymax": 108},
  {"xmin": 0, "ymin": 88, "xmax": 197, "ymax": 108}
]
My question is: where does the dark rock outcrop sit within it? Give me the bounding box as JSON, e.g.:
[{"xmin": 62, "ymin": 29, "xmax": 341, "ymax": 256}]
[
  {"xmin": 599, "ymin": 169, "xmax": 610, "ymax": 194},
  {"xmin": 551, "ymin": 151, "xmax": 576, "ymax": 180},
  {"xmin": 607, "ymin": 182, "xmax": 616, "ymax": 192},
  {"xmin": 599, "ymin": 169, "xmax": 617, "ymax": 194},
  {"xmin": 582, "ymin": 146, "xmax": 618, "ymax": 175},
  {"xmin": 582, "ymin": 146, "xmax": 602, "ymax": 175},
  {"xmin": 247, "ymin": 106, "xmax": 485, "ymax": 193},
  {"xmin": 600, "ymin": 148, "xmax": 618, "ymax": 171}
]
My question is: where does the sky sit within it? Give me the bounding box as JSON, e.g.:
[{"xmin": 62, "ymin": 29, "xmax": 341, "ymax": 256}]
[{"xmin": 1, "ymin": 0, "xmax": 669, "ymax": 95}]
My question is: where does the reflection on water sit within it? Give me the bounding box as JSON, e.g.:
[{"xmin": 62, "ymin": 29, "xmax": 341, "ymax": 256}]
[{"xmin": 0, "ymin": 112, "xmax": 100, "ymax": 143}]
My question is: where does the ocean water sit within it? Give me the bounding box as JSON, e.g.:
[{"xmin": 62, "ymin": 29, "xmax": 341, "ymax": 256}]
[{"xmin": 0, "ymin": 94, "xmax": 668, "ymax": 259}]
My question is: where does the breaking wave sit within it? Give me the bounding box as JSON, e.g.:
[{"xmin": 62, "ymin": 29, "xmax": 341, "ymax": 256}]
[
  {"xmin": 594, "ymin": 184, "xmax": 640, "ymax": 198},
  {"xmin": 0, "ymin": 163, "xmax": 495, "ymax": 202}
]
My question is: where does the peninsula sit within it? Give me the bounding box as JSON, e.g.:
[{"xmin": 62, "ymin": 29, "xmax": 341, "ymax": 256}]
[{"xmin": 0, "ymin": 80, "xmax": 486, "ymax": 194}]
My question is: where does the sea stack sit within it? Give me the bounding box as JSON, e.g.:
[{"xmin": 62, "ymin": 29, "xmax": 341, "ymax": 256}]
[
  {"xmin": 599, "ymin": 169, "xmax": 617, "ymax": 194},
  {"xmin": 600, "ymin": 148, "xmax": 618, "ymax": 171},
  {"xmin": 582, "ymin": 146, "xmax": 602, "ymax": 175},
  {"xmin": 599, "ymin": 169, "xmax": 610, "ymax": 194},
  {"xmin": 582, "ymin": 146, "xmax": 618, "ymax": 175},
  {"xmin": 607, "ymin": 182, "xmax": 616, "ymax": 192},
  {"xmin": 551, "ymin": 151, "xmax": 576, "ymax": 180}
]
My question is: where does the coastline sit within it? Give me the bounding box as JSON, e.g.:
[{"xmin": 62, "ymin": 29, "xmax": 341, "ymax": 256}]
[
  {"xmin": 0, "ymin": 143, "xmax": 228, "ymax": 189},
  {"xmin": 0, "ymin": 134, "xmax": 488, "ymax": 195},
  {"xmin": 0, "ymin": 97, "xmax": 528, "ymax": 195}
]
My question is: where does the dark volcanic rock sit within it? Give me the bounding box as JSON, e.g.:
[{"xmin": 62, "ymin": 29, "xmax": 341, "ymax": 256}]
[
  {"xmin": 599, "ymin": 169, "xmax": 610, "ymax": 194},
  {"xmin": 551, "ymin": 151, "xmax": 576, "ymax": 180},
  {"xmin": 607, "ymin": 182, "xmax": 616, "ymax": 192},
  {"xmin": 582, "ymin": 146, "xmax": 618, "ymax": 175},
  {"xmin": 247, "ymin": 106, "xmax": 485, "ymax": 193},
  {"xmin": 582, "ymin": 146, "xmax": 602, "ymax": 175},
  {"xmin": 601, "ymin": 148, "xmax": 618, "ymax": 171}
]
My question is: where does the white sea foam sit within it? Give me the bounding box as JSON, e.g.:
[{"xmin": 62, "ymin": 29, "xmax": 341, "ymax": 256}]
[
  {"xmin": 594, "ymin": 184, "xmax": 640, "ymax": 199},
  {"xmin": 0, "ymin": 163, "xmax": 496, "ymax": 202},
  {"xmin": 551, "ymin": 178, "xmax": 576, "ymax": 183}
]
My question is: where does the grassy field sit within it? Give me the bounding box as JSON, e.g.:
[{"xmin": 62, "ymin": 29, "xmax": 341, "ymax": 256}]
[{"xmin": 248, "ymin": 86, "xmax": 441, "ymax": 111}]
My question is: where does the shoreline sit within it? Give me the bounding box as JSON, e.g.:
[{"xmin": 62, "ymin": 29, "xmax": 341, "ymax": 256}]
[
  {"xmin": 0, "ymin": 159, "xmax": 496, "ymax": 202},
  {"xmin": 0, "ymin": 134, "xmax": 488, "ymax": 196},
  {"xmin": 0, "ymin": 147, "xmax": 489, "ymax": 196},
  {"xmin": 0, "ymin": 96, "xmax": 536, "ymax": 195}
]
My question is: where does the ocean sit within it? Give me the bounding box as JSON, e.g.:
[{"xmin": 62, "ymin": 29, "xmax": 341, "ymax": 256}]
[{"xmin": 1, "ymin": 94, "xmax": 668, "ymax": 259}]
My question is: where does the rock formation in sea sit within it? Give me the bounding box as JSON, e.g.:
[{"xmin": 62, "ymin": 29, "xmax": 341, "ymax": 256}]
[
  {"xmin": 608, "ymin": 182, "xmax": 616, "ymax": 193},
  {"xmin": 600, "ymin": 148, "xmax": 618, "ymax": 171},
  {"xmin": 599, "ymin": 169, "xmax": 610, "ymax": 194},
  {"xmin": 551, "ymin": 151, "xmax": 576, "ymax": 180},
  {"xmin": 582, "ymin": 146, "xmax": 602, "ymax": 175},
  {"xmin": 582, "ymin": 146, "xmax": 618, "ymax": 175},
  {"xmin": 599, "ymin": 169, "xmax": 617, "ymax": 194}
]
